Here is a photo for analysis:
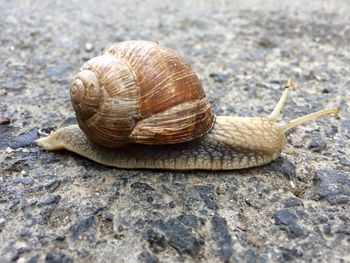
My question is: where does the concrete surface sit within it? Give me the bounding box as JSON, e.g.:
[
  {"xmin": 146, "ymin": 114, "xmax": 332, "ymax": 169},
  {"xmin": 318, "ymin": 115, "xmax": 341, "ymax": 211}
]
[{"xmin": 0, "ymin": 0, "xmax": 349, "ymax": 262}]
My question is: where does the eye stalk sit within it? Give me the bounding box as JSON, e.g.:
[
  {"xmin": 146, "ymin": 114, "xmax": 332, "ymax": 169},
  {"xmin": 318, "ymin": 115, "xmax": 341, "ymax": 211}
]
[{"xmin": 70, "ymin": 70, "xmax": 102, "ymax": 121}]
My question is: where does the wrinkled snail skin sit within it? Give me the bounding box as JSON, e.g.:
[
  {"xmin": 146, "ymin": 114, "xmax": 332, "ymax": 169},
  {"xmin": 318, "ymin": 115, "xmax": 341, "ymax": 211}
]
[{"xmin": 36, "ymin": 116, "xmax": 286, "ymax": 170}]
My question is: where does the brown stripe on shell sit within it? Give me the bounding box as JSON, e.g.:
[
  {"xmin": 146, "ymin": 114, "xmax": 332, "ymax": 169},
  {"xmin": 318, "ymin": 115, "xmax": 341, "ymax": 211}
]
[
  {"xmin": 129, "ymin": 97, "xmax": 215, "ymax": 144},
  {"xmin": 79, "ymin": 98, "xmax": 138, "ymax": 147},
  {"xmin": 102, "ymin": 41, "xmax": 207, "ymax": 117},
  {"xmin": 82, "ymin": 55, "xmax": 139, "ymax": 100}
]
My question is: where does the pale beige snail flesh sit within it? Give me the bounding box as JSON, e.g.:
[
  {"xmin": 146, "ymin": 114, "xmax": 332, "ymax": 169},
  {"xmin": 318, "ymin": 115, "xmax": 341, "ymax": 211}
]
[{"xmin": 36, "ymin": 41, "xmax": 339, "ymax": 170}]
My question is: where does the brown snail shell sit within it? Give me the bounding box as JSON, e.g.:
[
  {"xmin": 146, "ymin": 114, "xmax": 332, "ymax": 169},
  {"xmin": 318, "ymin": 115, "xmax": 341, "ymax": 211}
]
[{"xmin": 70, "ymin": 41, "xmax": 215, "ymax": 148}]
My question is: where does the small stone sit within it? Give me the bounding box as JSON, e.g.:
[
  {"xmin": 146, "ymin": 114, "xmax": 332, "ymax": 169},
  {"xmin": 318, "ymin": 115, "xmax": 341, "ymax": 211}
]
[
  {"xmin": 274, "ymin": 208, "xmax": 309, "ymax": 238},
  {"xmin": 280, "ymin": 248, "xmax": 303, "ymax": 261},
  {"xmin": 44, "ymin": 179, "xmax": 61, "ymax": 192},
  {"xmin": 0, "ymin": 125, "xmax": 13, "ymax": 150},
  {"xmin": 177, "ymin": 214, "xmax": 198, "ymax": 228},
  {"xmin": 37, "ymin": 195, "xmax": 61, "ymax": 206},
  {"xmin": 2, "ymin": 79, "xmax": 25, "ymax": 90},
  {"xmin": 326, "ymin": 195, "xmax": 350, "ymax": 205},
  {"xmin": 244, "ymin": 248, "xmax": 268, "ymax": 263},
  {"xmin": 27, "ymin": 255, "xmax": 39, "ymax": 263},
  {"xmin": 137, "ymin": 249, "xmax": 159, "ymax": 263},
  {"xmin": 244, "ymin": 51, "xmax": 263, "ymax": 61},
  {"xmin": 338, "ymin": 214, "xmax": 349, "ymax": 222},
  {"xmin": 168, "ymin": 201, "xmax": 176, "ymax": 208},
  {"xmin": 310, "ymin": 70, "xmax": 330, "ymax": 81},
  {"xmin": 45, "ymin": 251, "xmax": 72, "ymax": 263},
  {"xmin": 0, "ymin": 116, "xmax": 10, "ymax": 125},
  {"xmin": 131, "ymin": 182, "xmax": 156, "ymax": 191},
  {"xmin": 266, "ymin": 158, "xmax": 295, "ymax": 180},
  {"xmin": 324, "ymin": 125, "xmax": 338, "ymax": 137},
  {"xmin": 39, "ymin": 207, "xmax": 55, "ymax": 224},
  {"xmin": 284, "ymin": 197, "xmax": 304, "ymax": 208},
  {"xmin": 244, "ymin": 248, "xmax": 258, "ymax": 263},
  {"xmin": 20, "ymin": 177, "xmax": 33, "ymax": 186},
  {"xmin": 77, "ymin": 197, "xmax": 104, "ymax": 215},
  {"xmin": 308, "ymin": 138, "xmax": 327, "ymax": 152},
  {"xmin": 211, "ymin": 216, "xmax": 233, "ymax": 261},
  {"xmin": 9, "ymin": 130, "xmax": 39, "ymax": 149},
  {"xmin": 79, "ymin": 172, "xmax": 91, "ymax": 180},
  {"xmin": 257, "ymin": 35, "xmax": 277, "ymax": 48},
  {"xmin": 209, "ymin": 72, "xmax": 228, "ymax": 83},
  {"xmin": 313, "ymin": 215, "xmax": 328, "ymax": 224},
  {"xmin": 85, "ymin": 42, "xmax": 94, "ymax": 52},
  {"xmin": 308, "ymin": 169, "xmax": 350, "ymax": 205},
  {"xmin": 321, "ymin": 87, "xmax": 331, "ymax": 93},
  {"xmin": 0, "ymin": 217, "xmax": 5, "ymax": 230},
  {"xmin": 323, "ymin": 223, "xmax": 332, "ymax": 235},
  {"xmin": 144, "ymin": 228, "xmax": 167, "ymax": 250},
  {"xmin": 195, "ymin": 185, "xmax": 218, "ymax": 210},
  {"xmin": 102, "ymin": 211, "xmax": 114, "ymax": 221},
  {"xmin": 5, "ymin": 147, "xmax": 14, "ymax": 154},
  {"xmin": 245, "ymin": 196, "xmax": 254, "ymax": 206},
  {"xmin": 37, "ymin": 127, "xmax": 55, "ymax": 136},
  {"xmin": 70, "ymin": 216, "xmax": 95, "ymax": 240},
  {"xmin": 10, "ymin": 247, "xmax": 31, "ymax": 262},
  {"xmin": 339, "ymin": 157, "xmax": 350, "ymax": 166},
  {"xmin": 18, "ymin": 229, "xmax": 32, "ymax": 238},
  {"xmin": 336, "ymin": 224, "xmax": 350, "ymax": 235},
  {"xmin": 158, "ymin": 218, "xmax": 203, "ymax": 258}
]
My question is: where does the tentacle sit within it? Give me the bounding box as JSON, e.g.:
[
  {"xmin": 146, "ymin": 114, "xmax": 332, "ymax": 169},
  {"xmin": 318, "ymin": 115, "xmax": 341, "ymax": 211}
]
[
  {"xmin": 279, "ymin": 107, "xmax": 339, "ymax": 132},
  {"xmin": 270, "ymin": 79, "xmax": 293, "ymax": 120}
]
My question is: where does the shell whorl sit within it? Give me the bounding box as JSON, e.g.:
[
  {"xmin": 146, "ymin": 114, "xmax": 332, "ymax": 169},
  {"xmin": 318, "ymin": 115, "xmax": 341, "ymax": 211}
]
[
  {"xmin": 70, "ymin": 70, "xmax": 101, "ymax": 121},
  {"xmin": 71, "ymin": 55, "xmax": 139, "ymax": 147},
  {"xmin": 70, "ymin": 41, "xmax": 215, "ymax": 148}
]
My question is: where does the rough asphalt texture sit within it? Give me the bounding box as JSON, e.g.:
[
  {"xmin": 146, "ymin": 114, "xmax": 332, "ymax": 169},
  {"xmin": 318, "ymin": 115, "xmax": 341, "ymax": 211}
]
[{"xmin": 1, "ymin": 1, "xmax": 350, "ymax": 262}]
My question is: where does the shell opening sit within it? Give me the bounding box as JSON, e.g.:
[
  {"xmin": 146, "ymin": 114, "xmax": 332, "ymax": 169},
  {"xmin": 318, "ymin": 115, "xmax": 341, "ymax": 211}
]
[{"xmin": 70, "ymin": 70, "xmax": 102, "ymax": 120}]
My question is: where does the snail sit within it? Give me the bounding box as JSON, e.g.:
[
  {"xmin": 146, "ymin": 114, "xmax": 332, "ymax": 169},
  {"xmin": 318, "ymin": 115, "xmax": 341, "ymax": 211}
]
[{"xmin": 36, "ymin": 40, "xmax": 339, "ymax": 170}]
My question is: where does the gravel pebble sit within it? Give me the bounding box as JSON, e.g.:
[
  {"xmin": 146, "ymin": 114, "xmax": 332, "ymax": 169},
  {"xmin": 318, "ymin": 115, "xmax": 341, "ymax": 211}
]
[
  {"xmin": 307, "ymin": 169, "xmax": 350, "ymax": 205},
  {"xmin": 45, "ymin": 251, "xmax": 73, "ymax": 263},
  {"xmin": 70, "ymin": 216, "xmax": 96, "ymax": 240},
  {"xmin": 211, "ymin": 216, "xmax": 233, "ymax": 261},
  {"xmin": 9, "ymin": 130, "xmax": 39, "ymax": 149},
  {"xmin": 274, "ymin": 208, "xmax": 309, "ymax": 238},
  {"xmin": 308, "ymin": 137, "xmax": 327, "ymax": 152},
  {"xmin": 0, "ymin": 116, "xmax": 10, "ymax": 125}
]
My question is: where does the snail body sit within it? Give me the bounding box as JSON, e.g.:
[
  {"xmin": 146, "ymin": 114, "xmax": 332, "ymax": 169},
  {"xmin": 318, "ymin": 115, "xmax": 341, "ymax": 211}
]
[
  {"xmin": 37, "ymin": 41, "xmax": 338, "ymax": 170},
  {"xmin": 36, "ymin": 116, "xmax": 285, "ymax": 170}
]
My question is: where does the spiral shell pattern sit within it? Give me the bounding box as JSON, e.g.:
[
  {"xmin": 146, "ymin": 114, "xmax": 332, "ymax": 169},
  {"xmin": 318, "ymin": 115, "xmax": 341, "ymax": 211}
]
[{"xmin": 70, "ymin": 41, "xmax": 215, "ymax": 148}]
